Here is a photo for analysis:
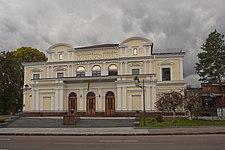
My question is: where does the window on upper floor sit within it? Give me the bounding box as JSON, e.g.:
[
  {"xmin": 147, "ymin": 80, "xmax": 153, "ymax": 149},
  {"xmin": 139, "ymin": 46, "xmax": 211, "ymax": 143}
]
[
  {"xmin": 132, "ymin": 68, "xmax": 140, "ymax": 75},
  {"xmin": 162, "ymin": 68, "xmax": 171, "ymax": 81},
  {"xmin": 108, "ymin": 64, "xmax": 118, "ymax": 76},
  {"xmin": 133, "ymin": 48, "xmax": 138, "ymax": 55},
  {"xmin": 92, "ymin": 65, "xmax": 101, "ymax": 76},
  {"xmin": 33, "ymin": 73, "xmax": 40, "ymax": 79},
  {"xmin": 59, "ymin": 53, "xmax": 63, "ymax": 60},
  {"xmin": 76, "ymin": 66, "xmax": 85, "ymax": 77},
  {"xmin": 57, "ymin": 72, "xmax": 64, "ymax": 78}
]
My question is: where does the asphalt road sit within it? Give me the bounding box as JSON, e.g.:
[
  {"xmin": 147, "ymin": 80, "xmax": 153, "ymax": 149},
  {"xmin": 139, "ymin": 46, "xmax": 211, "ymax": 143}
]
[{"xmin": 0, "ymin": 135, "xmax": 225, "ymax": 150}]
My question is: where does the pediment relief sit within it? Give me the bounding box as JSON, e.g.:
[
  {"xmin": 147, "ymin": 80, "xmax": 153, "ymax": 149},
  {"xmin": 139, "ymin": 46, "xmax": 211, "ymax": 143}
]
[
  {"xmin": 31, "ymin": 68, "xmax": 43, "ymax": 72},
  {"xmin": 158, "ymin": 60, "xmax": 175, "ymax": 66},
  {"xmin": 128, "ymin": 62, "xmax": 143, "ymax": 67}
]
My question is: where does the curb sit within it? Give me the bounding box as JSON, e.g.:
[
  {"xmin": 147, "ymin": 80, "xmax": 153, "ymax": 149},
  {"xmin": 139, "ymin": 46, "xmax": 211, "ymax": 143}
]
[{"xmin": 1, "ymin": 132, "xmax": 225, "ymax": 136}]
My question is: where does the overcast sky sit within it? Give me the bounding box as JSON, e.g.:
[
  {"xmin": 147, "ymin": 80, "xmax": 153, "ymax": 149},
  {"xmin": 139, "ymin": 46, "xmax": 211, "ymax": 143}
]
[{"xmin": 0, "ymin": 0, "xmax": 224, "ymax": 87}]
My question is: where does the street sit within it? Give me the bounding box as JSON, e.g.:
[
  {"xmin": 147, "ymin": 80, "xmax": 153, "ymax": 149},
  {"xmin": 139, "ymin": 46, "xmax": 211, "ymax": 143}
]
[{"xmin": 0, "ymin": 135, "xmax": 225, "ymax": 150}]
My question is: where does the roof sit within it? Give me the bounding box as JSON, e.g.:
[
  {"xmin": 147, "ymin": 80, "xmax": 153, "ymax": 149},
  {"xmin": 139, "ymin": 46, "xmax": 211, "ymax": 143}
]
[{"xmin": 75, "ymin": 44, "xmax": 119, "ymax": 50}]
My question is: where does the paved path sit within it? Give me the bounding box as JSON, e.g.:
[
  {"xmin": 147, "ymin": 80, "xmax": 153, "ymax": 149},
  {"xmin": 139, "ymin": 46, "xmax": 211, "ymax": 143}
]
[
  {"xmin": 5, "ymin": 117, "xmax": 135, "ymax": 128},
  {"xmin": 1, "ymin": 126, "xmax": 225, "ymax": 136}
]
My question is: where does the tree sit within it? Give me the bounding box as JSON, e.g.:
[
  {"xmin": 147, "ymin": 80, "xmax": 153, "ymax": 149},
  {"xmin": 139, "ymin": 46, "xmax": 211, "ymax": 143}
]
[
  {"xmin": 185, "ymin": 93, "xmax": 201, "ymax": 120},
  {"xmin": 195, "ymin": 30, "xmax": 225, "ymax": 117},
  {"xmin": 11, "ymin": 47, "xmax": 47, "ymax": 62},
  {"xmin": 10, "ymin": 47, "xmax": 47, "ymax": 112},
  {"xmin": 155, "ymin": 91, "xmax": 185, "ymax": 116},
  {"xmin": 0, "ymin": 51, "xmax": 22, "ymax": 114},
  {"xmin": 195, "ymin": 29, "xmax": 225, "ymax": 84}
]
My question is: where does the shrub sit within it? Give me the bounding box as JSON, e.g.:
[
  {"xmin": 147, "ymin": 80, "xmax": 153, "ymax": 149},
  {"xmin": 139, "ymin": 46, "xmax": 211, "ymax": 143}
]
[
  {"xmin": 0, "ymin": 118, "xmax": 5, "ymax": 123},
  {"xmin": 155, "ymin": 114, "xmax": 163, "ymax": 122}
]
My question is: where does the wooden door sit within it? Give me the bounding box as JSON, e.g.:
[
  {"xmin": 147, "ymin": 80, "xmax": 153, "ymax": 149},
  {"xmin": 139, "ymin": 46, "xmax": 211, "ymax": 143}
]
[
  {"xmin": 68, "ymin": 92, "xmax": 77, "ymax": 114},
  {"xmin": 105, "ymin": 91, "xmax": 115, "ymax": 116},
  {"xmin": 86, "ymin": 92, "xmax": 96, "ymax": 116}
]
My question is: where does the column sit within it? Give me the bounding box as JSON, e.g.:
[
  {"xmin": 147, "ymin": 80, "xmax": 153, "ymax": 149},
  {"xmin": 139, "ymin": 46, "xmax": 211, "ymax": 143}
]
[
  {"xmin": 40, "ymin": 96, "xmax": 43, "ymax": 111},
  {"xmin": 72, "ymin": 65, "xmax": 74, "ymax": 77},
  {"xmin": 79, "ymin": 89, "xmax": 84, "ymax": 111},
  {"xmin": 125, "ymin": 62, "xmax": 128, "ymax": 75},
  {"xmin": 98, "ymin": 88, "xmax": 102, "ymax": 111},
  {"xmin": 67, "ymin": 65, "xmax": 70, "ymax": 77},
  {"xmin": 51, "ymin": 96, "xmax": 54, "ymax": 111},
  {"xmin": 151, "ymin": 85, "xmax": 157, "ymax": 110},
  {"xmin": 149, "ymin": 61, "xmax": 152, "ymax": 73},
  {"xmin": 102, "ymin": 62, "xmax": 107, "ymax": 75},
  {"xmin": 35, "ymin": 89, "xmax": 39, "ymax": 111},
  {"xmin": 117, "ymin": 86, "xmax": 121, "ymax": 111},
  {"xmin": 31, "ymin": 89, "xmax": 35, "ymax": 111},
  {"xmin": 146, "ymin": 85, "xmax": 151, "ymax": 111},
  {"xmin": 122, "ymin": 86, "xmax": 126, "ymax": 111},
  {"xmin": 180, "ymin": 58, "xmax": 183, "ymax": 80},
  {"xmin": 59, "ymin": 88, "xmax": 63, "ymax": 111},
  {"xmin": 51, "ymin": 66, "xmax": 54, "ymax": 78},
  {"xmin": 87, "ymin": 64, "xmax": 90, "ymax": 76},
  {"xmin": 144, "ymin": 46, "xmax": 146, "ymax": 55},
  {"xmin": 55, "ymin": 88, "xmax": 58, "ymax": 110},
  {"xmin": 47, "ymin": 66, "xmax": 49, "ymax": 78},
  {"xmin": 144, "ymin": 61, "xmax": 147, "ymax": 74},
  {"xmin": 125, "ymin": 47, "xmax": 128, "ymax": 56},
  {"xmin": 129, "ymin": 94, "xmax": 132, "ymax": 111},
  {"xmin": 119, "ymin": 62, "xmax": 123, "ymax": 75}
]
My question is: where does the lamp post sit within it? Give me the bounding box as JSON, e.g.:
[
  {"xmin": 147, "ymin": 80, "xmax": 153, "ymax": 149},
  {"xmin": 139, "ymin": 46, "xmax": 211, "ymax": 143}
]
[{"xmin": 134, "ymin": 76, "xmax": 146, "ymax": 126}]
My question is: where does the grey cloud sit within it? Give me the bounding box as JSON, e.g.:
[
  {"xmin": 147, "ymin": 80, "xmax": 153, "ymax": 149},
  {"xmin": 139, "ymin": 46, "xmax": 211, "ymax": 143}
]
[{"xmin": 0, "ymin": 0, "xmax": 224, "ymax": 87}]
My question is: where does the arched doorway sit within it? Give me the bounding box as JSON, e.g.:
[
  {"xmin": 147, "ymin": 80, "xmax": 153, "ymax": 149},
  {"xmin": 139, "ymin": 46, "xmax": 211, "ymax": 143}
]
[
  {"xmin": 86, "ymin": 92, "xmax": 96, "ymax": 116},
  {"xmin": 105, "ymin": 91, "xmax": 115, "ymax": 116},
  {"xmin": 68, "ymin": 92, "xmax": 77, "ymax": 114}
]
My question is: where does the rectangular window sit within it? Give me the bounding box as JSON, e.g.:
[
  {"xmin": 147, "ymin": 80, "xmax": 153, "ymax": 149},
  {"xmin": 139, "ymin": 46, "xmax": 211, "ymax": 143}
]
[
  {"xmin": 57, "ymin": 72, "xmax": 64, "ymax": 78},
  {"xmin": 59, "ymin": 53, "xmax": 63, "ymax": 60},
  {"xmin": 132, "ymin": 69, "xmax": 140, "ymax": 75},
  {"xmin": 92, "ymin": 71, "xmax": 101, "ymax": 76},
  {"xmin": 162, "ymin": 68, "xmax": 171, "ymax": 81},
  {"xmin": 133, "ymin": 48, "xmax": 138, "ymax": 55},
  {"xmin": 33, "ymin": 73, "xmax": 40, "ymax": 79},
  {"xmin": 76, "ymin": 72, "xmax": 85, "ymax": 77}
]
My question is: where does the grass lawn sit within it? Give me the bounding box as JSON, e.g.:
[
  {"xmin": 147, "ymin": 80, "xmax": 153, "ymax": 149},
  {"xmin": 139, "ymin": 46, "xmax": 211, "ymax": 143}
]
[{"xmin": 139, "ymin": 117, "xmax": 225, "ymax": 127}]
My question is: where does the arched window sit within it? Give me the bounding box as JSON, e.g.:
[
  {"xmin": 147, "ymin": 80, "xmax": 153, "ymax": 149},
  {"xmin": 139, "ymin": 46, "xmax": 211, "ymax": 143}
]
[
  {"xmin": 76, "ymin": 66, "xmax": 85, "ymax": 77},
  {"xmin": 92, "ymin": 65, "xmax": 101, "ymax": 76},
  {"xmin": 108, "ymin": 64, "xmax": 118, "ymax": 76}
]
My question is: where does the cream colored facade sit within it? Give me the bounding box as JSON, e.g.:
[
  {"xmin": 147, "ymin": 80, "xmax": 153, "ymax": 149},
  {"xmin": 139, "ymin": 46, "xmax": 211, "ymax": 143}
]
[{"xmin": 23, "ymin": 37, "xmax": 185, "ymax": 116}]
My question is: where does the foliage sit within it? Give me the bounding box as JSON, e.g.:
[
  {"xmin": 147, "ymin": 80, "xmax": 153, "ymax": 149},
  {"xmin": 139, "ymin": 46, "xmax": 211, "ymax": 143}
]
[
  {"xmin": 0, "ymin": 51, "xmax": 22, "ymax": 113},
  {"xmin": 11, "ymin": 47, "xmax": 47, "ymax": 62},
  {"xmin": 0, "ymin": 47, "xmax": 47, "ymax": 113},
  {"xmin": 195, "ymin": 29, "xmax": 225, "ymax": 84},
  {"xmin": 185, "ymin": 93, "xmax": 201, "ymax": 119},
  {"xmin": 140, "ymin": 117, "xmax": 225, "ymax": 127},
  {"xmin": 155, "ymin": 91, "xmax": 185, "ymax": 116},
  {"xmin": 155, "ymin": 114, "xmax": 163, "ymax": 122}
]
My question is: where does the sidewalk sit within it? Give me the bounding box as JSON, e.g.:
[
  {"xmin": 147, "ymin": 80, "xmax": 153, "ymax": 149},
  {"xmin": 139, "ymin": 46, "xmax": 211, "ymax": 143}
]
[{"xmin": 1, "ymin": 126, "xmax": 225, "ymax": 136}]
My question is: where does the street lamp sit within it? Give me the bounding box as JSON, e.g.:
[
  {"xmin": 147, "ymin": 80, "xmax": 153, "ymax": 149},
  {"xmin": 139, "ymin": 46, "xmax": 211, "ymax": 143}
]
[{"xmin": 134, "ymin": 76, "xmax": 146, "ymax": 126}]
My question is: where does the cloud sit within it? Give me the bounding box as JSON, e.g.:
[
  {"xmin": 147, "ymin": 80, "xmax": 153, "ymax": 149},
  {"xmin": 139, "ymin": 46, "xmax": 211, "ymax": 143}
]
[{"xmin": 0, "ymin": 0, "xmax": 224, "ymax": 86}]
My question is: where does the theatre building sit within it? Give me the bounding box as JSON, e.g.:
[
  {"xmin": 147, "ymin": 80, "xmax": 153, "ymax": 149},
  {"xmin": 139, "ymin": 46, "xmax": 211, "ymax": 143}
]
[{"xmin": 23, "ymin": 37, "xmax": 185, "ymax": 116}]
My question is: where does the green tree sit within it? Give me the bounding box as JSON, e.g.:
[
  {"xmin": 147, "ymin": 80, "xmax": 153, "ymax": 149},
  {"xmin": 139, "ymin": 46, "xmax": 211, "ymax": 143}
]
[
  {"xmin": 185, "ymin": 93, "xmax": 201, "ymax": 120},
  {"xmin": 195, "ymin": 30, "xmax": 225, "ymax": 117},
  {"xmin": 11, "ymin": 47, "xmax": 47, "ymax": 62},
  {"xmin": 10, "ymin": 47, "xmax": 47, "ymax": 112},
  {"xmin": 155, "ymin": 91, "xmax": 185, "ymax": 116},
  {"xmin": 0, "ymin": 51, "xmax": 22, "ymax": 114},
  {"xmin": 195, "ymin": 30, "xmax": 225, "ymax": 84}
]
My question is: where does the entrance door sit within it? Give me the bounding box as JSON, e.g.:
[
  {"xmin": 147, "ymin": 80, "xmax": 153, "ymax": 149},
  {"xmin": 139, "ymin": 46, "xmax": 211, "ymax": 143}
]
[
  {"xmin": 68, "ymin": 92, "xmax": 77, "ymax": 114},
  {"xmin": 86, "ymin": 92, "xmax": 96, "ymax": 116},
  {"xmin": 105, "ymin": 91, "xmax": 115, "ymax": 116}
]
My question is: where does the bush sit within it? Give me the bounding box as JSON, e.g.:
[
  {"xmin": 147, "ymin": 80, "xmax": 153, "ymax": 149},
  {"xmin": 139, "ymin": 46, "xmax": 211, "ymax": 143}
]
[
  {"xmin": 0, "ymin": 118, "xmax": 5, "ymax": 123},
  {"xmin": 155, "ymin": 114, "xmax": 163, "ymax": 122}
]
